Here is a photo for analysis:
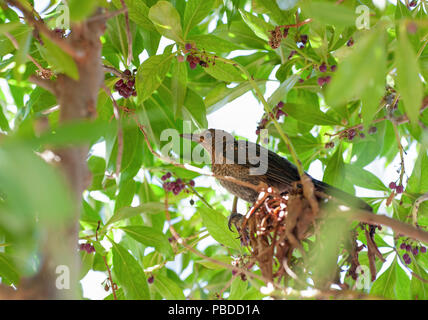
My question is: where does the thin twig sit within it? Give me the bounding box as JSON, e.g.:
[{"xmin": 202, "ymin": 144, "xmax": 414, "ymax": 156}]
[
  {"xmin": 120, "ymin": 0, "xmax": 132, "ymax": 66},
  {"xmin": 102, "ymin": 84, "xmax": 123, "ymax": 177},
  {"xmin": 277, "ymin": 18, "xmax": 312, "ymax": 29},
  {"xmin": 96, "ymin": 221, "xmax": 117, "ymax": 300},
  {"xmin": 411, "ymin": 192, "xmax": 428, "ymax": 226},
  {"xmin": 6, "ymin": 0, "xmax": 83, "ymax": 60}
]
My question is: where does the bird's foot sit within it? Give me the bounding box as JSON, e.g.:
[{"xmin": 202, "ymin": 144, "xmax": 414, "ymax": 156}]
[{"xmin": 228, "ymin": 211, "xmax": 244, "ymax": 233}]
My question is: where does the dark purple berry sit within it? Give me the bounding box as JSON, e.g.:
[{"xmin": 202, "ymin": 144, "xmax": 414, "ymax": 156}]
[
  {"xmin": 115, "ymin": 79, "xmax": 123, "ymax": 89},
  {"xmin": 368, "ymin": 126, "xmax": 377, "ymax": 134},
  {"xmin": 324, "ymin": 75, "xmax": 331, "ymax": 83},
  {"xmin": 406, "ymin": 244, "xmax": 412, "ymax": 252},
  {"xmin": 232, "ymin": 269, "xmax": 238, "ymax": 276},
  {"xmin": 359, "ymin": 132, "xmax": 365, "ymax": 139},
  {"xmin": 396, "ymin": 185, "xmax": 404, "ymax": 194},
  {"xmin": 189, "ymin": 62, "xmax": 197, "ymax": 69},
  {"xmin": 409, "ymin": 0, "xmax": 417, "ymax": 7},
  {"xmin": 319, "ymin": 63, "xmax": 327, "ymax": 73},
  {"xmin": 185, "ymin": 43, "xmax": 192, "ymax": 51},
  {"xmin": 421, "ymin": 246, "xmax": 427, "ymax": 253},
  {"xmin": 317, "ymin": 77, "xmax": 326, "ymax": 86},
  {"xmin": 300, "ymin": 34, "xmax": 308, "ymax": 44},
  {"xmin": 148, "ymin": 276, "xmax": 154, "ymax": 284},
  {"xmin": 389, "ymin": 182, "xmax": 397, "ymax": 189},
  {"xmin": 400, "ymin": 243, "xmax": 406, "ymax": 250},
  {"xmin": 277, "ymin": 101, "xmax": 284, "ymax": 109},
  {"xmin": 331, "ymin": 65, "xmax": 337, "ymax": 72},
  {"xmin": 124, "ymin": 69, "xmax": 131, "ymax": 77},
  {"xmin": 165, "ymin": 172, "xmax": 172, "ymax": 179},
  {"xmin": 347, "ymin": 38, "xmax": 354, "ymax": 47},
  {"xmin": 189, "ymin": 180, "xmax": 195, "ymax": 187},
  {"xmin": 412, "ymin": 247, "xmax": 419, "ymax": 255}
]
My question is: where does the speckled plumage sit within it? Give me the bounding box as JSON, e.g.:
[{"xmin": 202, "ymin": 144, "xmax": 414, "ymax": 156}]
[{"xmin": 185, "ymin": 129, "xmax": 372, "ymax": 212}]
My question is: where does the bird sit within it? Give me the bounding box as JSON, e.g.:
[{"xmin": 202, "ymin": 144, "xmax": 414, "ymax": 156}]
[{"xmin": 181, "ymin": 129, "xmax": 372, "ymax": 227}]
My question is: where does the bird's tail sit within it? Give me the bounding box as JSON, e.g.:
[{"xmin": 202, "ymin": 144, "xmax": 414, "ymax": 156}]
[{"xmin": 312, "ymin": 178, "xmax": 373, "ymax": 212}]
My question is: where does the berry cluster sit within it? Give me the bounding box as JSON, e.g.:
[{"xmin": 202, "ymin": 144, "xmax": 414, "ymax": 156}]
[
  {"xmin": 162, "ymin": 172, "xmax": 195, "ymax": 195},
  {"xmin": 114, "ymin": 70, "xmax": 136, "ymax": 99},
  {"xmin": 316, "ymin": 63, "xmax": 337, "ymax": 87},
  {"xmin": 388, "ymin": 181, "xmax": 404, "ymax": 194},
  {"xmin": 338, "ymin": 128, "xmax": 365, "ymax": 141},
  {"xmin": 182, "ymin": 43, "xmax": 212, "ymax": 70},
  {"xmin": 79, "ymin": 242, "xmax": 95, "ymax": 254},
  {"xmin": 399, "ymin": 242, "xmax": 426, "ymax": 264},
  {"xmin": 255, "ymin": 101, "xmax": 287, "ymax": 135},
  {"xmin": 317, "ymin": 75, "xmax": 331, "ymax": 86}
]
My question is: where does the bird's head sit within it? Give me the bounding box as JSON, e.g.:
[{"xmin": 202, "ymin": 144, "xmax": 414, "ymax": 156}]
[{"xmin": 180, "ymin": 128, "xmax": 235, "ymax": 156}]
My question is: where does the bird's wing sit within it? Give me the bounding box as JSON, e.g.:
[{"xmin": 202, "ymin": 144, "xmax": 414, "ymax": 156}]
[{"xmin": 226, "ymin": 140, "xmax": 300, "ymax": 187}]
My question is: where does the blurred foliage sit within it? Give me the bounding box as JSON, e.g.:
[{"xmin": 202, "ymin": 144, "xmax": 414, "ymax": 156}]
[{"xmin": 0, "ymin": 0, "xmax": 427, "ymax": 300}]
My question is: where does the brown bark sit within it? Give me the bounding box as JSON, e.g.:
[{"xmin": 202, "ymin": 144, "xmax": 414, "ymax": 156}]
[{"xmin": 0, "ymin": 5, "xmax": 106, "ymax": 299}]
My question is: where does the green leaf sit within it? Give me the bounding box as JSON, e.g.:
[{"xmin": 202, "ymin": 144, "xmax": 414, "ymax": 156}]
[
  {"xmin": 152, "ymin": 273, "xmax": 185, "ymax": 300},
  {"xmin": 111, "ymin": 240, "xmax": 150, "ymax": 300},
  {"xmin": 267, "ymin": 75, "xmax": 299, "ymax": 107},
  {"xmin": 112, "ymin": 0, "xmax": 155, "ymax": 31},
  {"xmin": 344, "ymin": 164, "xmax": 388, "ymax": 191},
  {"xmin": 27, "ymin": 87, "xmax": 57, "ymax": 113},
  {"xmin": 136, "ymin": 53, "xmax": 173, "ymax": 102},
  {"xmin": 183, "ymin": 0, "xmax": 215, "ymax": 38},
  {"xmin": 229, "ymin": 276, "xmax": 247, "ymax": 300},
  {"xmin": 120, "ymin": 226, "xmax": 173, "ymax": 258},
  {"xmin": 188, "ymin": 34, "xmax": 242, "ymax": 53},
  {"xmin": 302, "ymin": 1, "xmax": 356, "ymax": 28},
  {"xmin": 282, "ymin": 103, "xmax": 339, "ymax": 126},
  {"xmin": 323, "ymin": 143, "xmax": 345, "ymax": 188},
  {"xmin": 406, "ymin": 149, "xmax": 428, "ymax": 194},
  {"xmin": 119, "ymin": 125, "xmax": 143, "ymax": 183},
  {"xmin": 370, "ymin": 258, "xmax": 396, "ymax": 298},
  {"xmin": 195, "ymin": 256, "xmax": 233, "ymax": 269},
  {"xmin": 198, "ymin": 207, "xmax": 241, "ymax": 251},
  {"xmin": 395, "ymin": 25, "xmax": 423, "ymax": 125},
  {"xmin": 205, "ymin": 81, "xmax": 266, "ymax": 114},
  {"xmin": 395, "ymin": 262, "xmax": 411, "ymax": 300},
  {"xmin": 171, "ymin": 59, "xmax": 187, "ymax": 118},
  {"xmin": 68, "ymin": 0, "xmax": 97, "ymax": 21},
  {"xmin": 148, "ymin": 1, "xmax": 183, "ymax": 43},
  {"xmin": 239, "ymin": 9, "xmax": 273, "ymax": 42},
  {"xmin": 0, "ymin": 253, "xmax": 20, "ymax": 284},
  {"xmin": 38, "ymin": 34, "xmax": 79, "ymax": 80},
  {"xmin": 326, "ymin": 28, "xmax": 386, "ymax": 111},
  {"xmin": 203, "ymin": 62, "xmax": 245, "ymax": 82},
  {"xmin": 182, "ymin": 88, "xmax": 207, "ymax": 129},
  {"xmin": 106, "ymin": 202, "xmax": 165, "ymax": 225},
  {"xmin": 0, "ymin": 105, "xmax": 10, "ymax": 132},
  {"xmin": 212, "ymin": 21, "xmax": 267, "ymax": 50}
]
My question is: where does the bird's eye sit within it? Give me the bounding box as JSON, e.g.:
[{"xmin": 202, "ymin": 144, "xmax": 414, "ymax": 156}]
[{"xmin": 199, "ymin": 136, "xmax": 205, "ymax": 142}]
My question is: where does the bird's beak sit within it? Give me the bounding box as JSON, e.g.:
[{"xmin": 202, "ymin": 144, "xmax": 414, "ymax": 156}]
[{"xmin": 180, "ymin": 133, "xmax": 201, "ymax": 143}]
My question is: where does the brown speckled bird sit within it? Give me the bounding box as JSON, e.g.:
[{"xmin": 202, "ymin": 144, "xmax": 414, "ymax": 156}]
[{"xmin": 182, "ymin": 129, "xmax": 372, "ymax": 226}]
